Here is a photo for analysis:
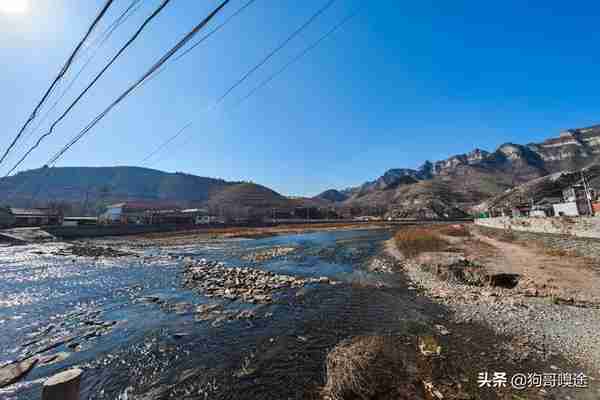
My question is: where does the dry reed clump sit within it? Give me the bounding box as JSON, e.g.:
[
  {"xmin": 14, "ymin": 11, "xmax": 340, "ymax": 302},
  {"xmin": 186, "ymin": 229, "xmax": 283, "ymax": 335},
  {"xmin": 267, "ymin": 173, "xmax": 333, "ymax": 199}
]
[
  {"xmin": 394, "ymin": 228, "xmax": 449, "ymax": 258},
  {"xmin": 544, "ymin": 247, "xmax": 573, "ymax": 257},
  {"xmin": 322, "ymin": 336, "xmax": 413, "ymax": 400},
  {"xmin": 437, "ymin": 224, "xmax": 471, "ymax": 237}
]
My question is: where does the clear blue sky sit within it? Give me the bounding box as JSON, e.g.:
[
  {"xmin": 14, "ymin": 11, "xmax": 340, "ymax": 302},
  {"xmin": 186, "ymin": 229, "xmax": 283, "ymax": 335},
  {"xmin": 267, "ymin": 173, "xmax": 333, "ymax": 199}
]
[{"xmin": 1, "ymin": 0, "xmax": 599, "ymax": 196}]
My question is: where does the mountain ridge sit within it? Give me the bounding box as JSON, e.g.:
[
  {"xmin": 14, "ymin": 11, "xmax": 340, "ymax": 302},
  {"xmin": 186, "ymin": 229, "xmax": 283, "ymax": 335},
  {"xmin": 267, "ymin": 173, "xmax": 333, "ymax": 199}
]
[
  {"xmin": 318, "ymin": 123, "xmax": 600, "ymax": 219},
  {"xmin": 330, "ymin": 124, "xmax": 600, "ymax": 201}
]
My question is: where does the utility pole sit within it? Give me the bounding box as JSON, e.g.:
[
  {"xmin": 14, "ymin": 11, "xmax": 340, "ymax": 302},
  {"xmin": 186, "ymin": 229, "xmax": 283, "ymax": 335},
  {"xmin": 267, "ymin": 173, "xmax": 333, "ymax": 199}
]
[{"xmin": 581, "ymin": 170, "xmax": 593, "ymax": 216}]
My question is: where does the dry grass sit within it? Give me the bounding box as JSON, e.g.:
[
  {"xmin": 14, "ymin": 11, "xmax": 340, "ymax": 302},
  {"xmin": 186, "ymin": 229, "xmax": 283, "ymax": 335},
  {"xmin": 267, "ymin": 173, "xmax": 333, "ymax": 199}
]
[
  {"xmin": 544, "ymin": 247, "xmax": 573, "ymax": 258},
  {"xmin": 322, "ymin": 336, "xmax": 413, "ymax": 400},
  {"xmin": 437, "ymin": 224, "xmax": 471, "ymax": 237},
  {"xmin": 472, "ymin": 225, "xmax": 517, "ymax": 242},
  {"xmin": 394, "ymin": 228, "xmax": 449, "ymax": 258}
]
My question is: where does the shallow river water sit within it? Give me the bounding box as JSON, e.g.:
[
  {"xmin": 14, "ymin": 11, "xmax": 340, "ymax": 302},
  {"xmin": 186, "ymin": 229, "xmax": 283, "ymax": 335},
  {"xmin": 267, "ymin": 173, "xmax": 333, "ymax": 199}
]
[{"xmin": 0, "ymin": 228, "xmax": 443, "ymax": 399}]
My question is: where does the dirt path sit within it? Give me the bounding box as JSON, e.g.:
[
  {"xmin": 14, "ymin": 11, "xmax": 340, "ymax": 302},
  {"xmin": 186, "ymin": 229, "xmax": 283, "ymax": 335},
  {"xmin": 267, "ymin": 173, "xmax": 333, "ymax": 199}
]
[{"xmin": 470, "ymin": 231, "xmax": 600, "ymax": 303}]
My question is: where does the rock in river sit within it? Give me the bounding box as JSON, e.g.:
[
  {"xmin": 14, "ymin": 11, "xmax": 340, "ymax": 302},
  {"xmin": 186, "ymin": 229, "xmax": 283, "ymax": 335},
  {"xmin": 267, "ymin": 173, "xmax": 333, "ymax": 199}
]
[
  {"xmin": 183, "ymin": 259, "xmax": 337, "ymax": 304},
  {"xmin": 0, "ymin": 358, "xmax": 38, "ymax": 388}
]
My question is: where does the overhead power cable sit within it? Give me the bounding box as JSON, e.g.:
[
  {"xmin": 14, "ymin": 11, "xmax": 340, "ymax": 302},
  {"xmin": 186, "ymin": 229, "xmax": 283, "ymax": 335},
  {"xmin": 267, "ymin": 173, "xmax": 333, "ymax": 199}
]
[
  {"xmin": 141, "ymin": 122, "xmax": 193, "ymax": 164},
  {"xmin": 43, "ymin": 0, "xmax": 232, "ymax": 169},
  {"xmin": 0, "ymin": 0, "xmax": 115, "ymax": 166},
  {"xmin": 135, "ymin": 0, "xmax": 259, "ymax": 166},
  {"xmin": 147, "ymin": 132, "xmax": 198, "ymax": 167},
  {"xmin": 141, "ymin": 0, "xmax": 258, "ymax": 88},
  {"xmin": 6, "ymin": 0, "xmax": 173, "ymax": 176},
  {"xmin": 138, "ymin": 0, "xmax": 340, "ymax": 167},
  {"xmin": 214, "ymin": 0, "xmax": 337, "ymax": 107},
  {"xmin": 19, "ymin": 0, "xmax": 144, "ymax": 152},
  {"xmin": 231, "ymin": 8, "xmax": 359, "ymax": 110},
  {"xmin": 84, "ymin": 0, "xmax": 144, "ymax": 57}
]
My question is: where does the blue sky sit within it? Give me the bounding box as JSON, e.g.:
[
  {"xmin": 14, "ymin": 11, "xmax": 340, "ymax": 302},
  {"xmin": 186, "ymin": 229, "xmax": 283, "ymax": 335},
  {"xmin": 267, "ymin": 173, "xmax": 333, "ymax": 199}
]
[{"xmin": 1, "ymin": 0, "xmax": 599, "ymax": 196}]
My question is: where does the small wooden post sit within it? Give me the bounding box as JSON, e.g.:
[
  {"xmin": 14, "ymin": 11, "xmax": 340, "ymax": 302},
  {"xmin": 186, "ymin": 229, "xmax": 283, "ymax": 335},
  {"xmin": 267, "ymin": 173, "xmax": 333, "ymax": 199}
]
[{"xmin": 42, "ymin": 368, "xmax": 82, "ymax": 400}]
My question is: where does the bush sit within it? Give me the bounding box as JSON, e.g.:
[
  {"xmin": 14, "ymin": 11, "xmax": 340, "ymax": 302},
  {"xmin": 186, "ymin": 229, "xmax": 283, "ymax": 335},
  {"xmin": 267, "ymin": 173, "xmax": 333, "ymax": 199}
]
[
  {"xmin": 437, "ymin": 224, "xmax": 471, "ymax": 237},
  {"xmin": 322, "ymin": 336, "xmax": 412, "ymax": 400},
  {"xmin": 394, "ymin": 228, "xmax": 449, "ymax": 258}
]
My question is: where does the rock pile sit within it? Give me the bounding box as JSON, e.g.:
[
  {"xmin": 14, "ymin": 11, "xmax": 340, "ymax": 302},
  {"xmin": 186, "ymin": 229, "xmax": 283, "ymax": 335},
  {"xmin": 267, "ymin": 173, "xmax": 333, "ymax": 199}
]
[
  {"xmin": 183, "ymin": 259, "xmax": 332, "ymax": 303},
  {"xmin": 366, "ymin": 255, "xmax": 401, "ymax": 273}
]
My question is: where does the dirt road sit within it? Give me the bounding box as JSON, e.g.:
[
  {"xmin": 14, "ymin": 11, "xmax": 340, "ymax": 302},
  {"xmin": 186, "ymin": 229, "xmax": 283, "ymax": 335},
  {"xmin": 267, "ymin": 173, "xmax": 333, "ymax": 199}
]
[{"xmin": 468, "ymin": 229, "xmax": 600, "ymax": 303}]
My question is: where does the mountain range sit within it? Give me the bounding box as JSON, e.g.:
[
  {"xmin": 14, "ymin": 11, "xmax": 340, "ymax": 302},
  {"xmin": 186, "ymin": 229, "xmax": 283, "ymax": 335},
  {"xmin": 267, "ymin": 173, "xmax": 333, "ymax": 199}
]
[
  {"xmin": 315, "ymin": 124, "xmax": 600, "ymax": 217},
  {"xmin": 2, "ymin": 124, "xmax": 599, "ymax": 218}
]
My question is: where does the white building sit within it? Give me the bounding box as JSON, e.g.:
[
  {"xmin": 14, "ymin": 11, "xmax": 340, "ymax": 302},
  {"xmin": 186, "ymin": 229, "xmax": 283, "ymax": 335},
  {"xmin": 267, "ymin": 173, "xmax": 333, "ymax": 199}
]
[{"xmin": 553, "ymin": 202, "xmax": 579, "ymax": 217}]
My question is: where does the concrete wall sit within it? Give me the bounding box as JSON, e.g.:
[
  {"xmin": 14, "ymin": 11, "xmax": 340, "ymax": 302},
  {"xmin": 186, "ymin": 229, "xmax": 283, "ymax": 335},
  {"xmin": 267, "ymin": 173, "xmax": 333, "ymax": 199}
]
[
  {"xmin": 0, "ymin": 209, "xmax": 16, "ymax": 228},
  {"xmin": 475, "ymin": 216, "xmax": 600, "ymax": 239},
  {"xmin": 44, "ymin": 224, "xmax": 187, "ymax": 239}
]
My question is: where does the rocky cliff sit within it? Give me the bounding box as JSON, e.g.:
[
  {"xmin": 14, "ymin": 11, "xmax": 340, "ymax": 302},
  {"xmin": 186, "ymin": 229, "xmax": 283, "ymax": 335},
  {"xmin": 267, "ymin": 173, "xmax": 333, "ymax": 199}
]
[{"xmin": 331, "ymin": 124, "xmax": 600, "ymax": 218}]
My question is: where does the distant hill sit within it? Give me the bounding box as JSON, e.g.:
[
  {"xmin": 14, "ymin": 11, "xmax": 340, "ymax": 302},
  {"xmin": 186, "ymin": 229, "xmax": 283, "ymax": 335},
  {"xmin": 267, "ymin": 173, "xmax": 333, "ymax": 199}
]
[
  {"xmin": 208, "ymin": 182, "xmax": 294, "ymax": 212},
  {"xmin": 314, "ymin": 189, "xmax": 349, "ymax": 203},
  {"xmin": 0, "ymin": 166, "xmax": 231, "ymax": 206}
]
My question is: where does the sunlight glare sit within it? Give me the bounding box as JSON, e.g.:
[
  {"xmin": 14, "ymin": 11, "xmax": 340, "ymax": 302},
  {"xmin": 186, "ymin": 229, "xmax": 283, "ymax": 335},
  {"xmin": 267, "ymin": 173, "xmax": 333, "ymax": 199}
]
[{"xmin": 0, "ymin": 0, "xmax": 29, "ymax": 14}]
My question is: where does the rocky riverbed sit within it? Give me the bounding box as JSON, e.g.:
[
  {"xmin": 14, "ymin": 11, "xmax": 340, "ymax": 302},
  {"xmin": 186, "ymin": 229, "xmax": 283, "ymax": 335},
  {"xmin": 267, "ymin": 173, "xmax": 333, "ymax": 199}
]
[
  {"xmin": 182, "ymin": 258, "xmax": 335, "ymax": 303},
  {"xmin": 0, "ymin": 304, "xmax": 122, "ymax": 389},
  {"xmin": 3, "ymin": 225, "xmax": 599, "ymax": 399}
]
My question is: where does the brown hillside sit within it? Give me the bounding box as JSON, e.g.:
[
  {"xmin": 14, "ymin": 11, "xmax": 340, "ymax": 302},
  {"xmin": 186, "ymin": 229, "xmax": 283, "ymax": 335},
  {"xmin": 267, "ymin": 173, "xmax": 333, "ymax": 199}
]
[{"xmin": 208, "ymin": 183, "xmax": 293, "ymax": 211}]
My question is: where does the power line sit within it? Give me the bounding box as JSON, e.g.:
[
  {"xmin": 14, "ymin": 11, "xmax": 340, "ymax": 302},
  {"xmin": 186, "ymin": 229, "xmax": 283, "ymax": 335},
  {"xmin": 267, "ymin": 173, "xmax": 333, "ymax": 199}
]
[
  {"xmin": 0, "ymin": 0, "xmax": 115, "ymax": 166},
  {"xmin": 135, "ymin": 0, "xmax": 259, "ymax": 166},
  {"xmin": 147, "ymin": 131, "xmax": 198, "ymax": 167},
  {"xmin": 6, "ymin": 0, "xmax": 173, "ymax": 176},
  {"xmin": 44, "ymin": 0, "xmax": 232, "ymax": 168},
  {"xmin": 84, "ymin": 0, "xmax": 145, "ymax": 56},
  {"xmin": 139, "ymin": 0, "xmax": 342, "ymax": 166},
  {"xmin": 141, "ymin": 122, "xmax": 193, "ymax": 164},
  {"xmin": 231, "ymin": 8, "xmax": 360, "ymax": 111},
  {"xmin": 141, "ymin": 0, "xmax": 258, "ymax": 88},
  {"xmin": 17, "ymin": 0, "xmax": 144, "ymax": 155},
  {"xmin": 214, "ymin": 0, "xmax": 337, "ymax": 107}
]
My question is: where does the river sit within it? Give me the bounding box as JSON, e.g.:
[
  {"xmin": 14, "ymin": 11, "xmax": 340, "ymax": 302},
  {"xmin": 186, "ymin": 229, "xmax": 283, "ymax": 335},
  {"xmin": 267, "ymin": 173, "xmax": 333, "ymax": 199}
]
[{"xmin": 0, "ymin": 228, "xmax": 443, "ymax": 399}]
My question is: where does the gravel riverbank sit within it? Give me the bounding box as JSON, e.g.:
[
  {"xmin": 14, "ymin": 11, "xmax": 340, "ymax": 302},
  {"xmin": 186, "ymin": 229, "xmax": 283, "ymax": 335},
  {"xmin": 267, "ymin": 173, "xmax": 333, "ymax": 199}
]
[{"xmin": 385, "ymin": 233, "xmax": 600, "ymax": 397}]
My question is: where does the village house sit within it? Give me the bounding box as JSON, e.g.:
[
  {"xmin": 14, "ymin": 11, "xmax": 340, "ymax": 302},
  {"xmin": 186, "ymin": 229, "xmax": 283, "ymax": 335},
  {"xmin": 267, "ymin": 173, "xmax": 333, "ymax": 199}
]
[
  {"xmin": 99, "ymin": 201, "xmax": 184, "ymax": 224},
  {"xmin": 531, "ymin": 197, "xmax": 562, "ymax": 217},
  {"xmin": 0, "ymin": 207, "xmax": 63, "ymax": 228}
]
